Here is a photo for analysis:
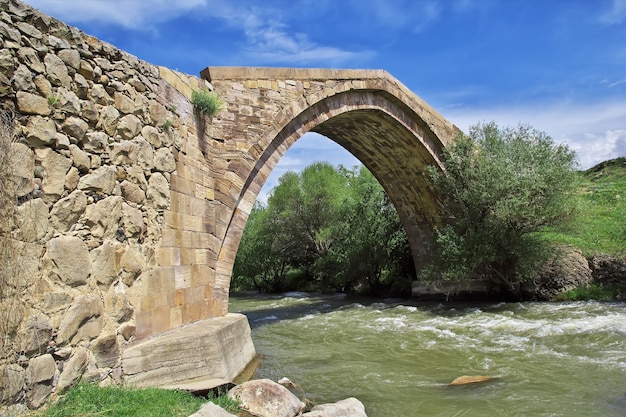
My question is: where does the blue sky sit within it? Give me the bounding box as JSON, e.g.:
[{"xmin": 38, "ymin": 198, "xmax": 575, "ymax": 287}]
[{"xmin": 25, "ymin": 0, "xmax": 626, "ymax": 200}]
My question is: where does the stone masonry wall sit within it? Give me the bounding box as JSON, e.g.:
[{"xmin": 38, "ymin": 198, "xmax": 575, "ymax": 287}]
[{"xmin": 0, "ymin": 0, "xmax": 219, "ymax": 409}]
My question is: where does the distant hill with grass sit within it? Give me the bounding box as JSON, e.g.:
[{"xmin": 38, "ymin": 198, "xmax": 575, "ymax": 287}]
[{"xmin": 554, "ymin": 157, "xmax": 626, "ymax": 257}]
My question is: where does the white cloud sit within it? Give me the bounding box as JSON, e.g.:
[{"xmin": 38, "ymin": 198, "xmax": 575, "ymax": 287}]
[
  {"xmin": 26, "ymin": 0, "xmax": 372, "ymax": 66},
  {"xmin": 26, "ymin": 0, "xmax": 206, "ymax": 29},
  {"xmin": 444, "ymin": 100, "xmax": 626, "ymax": 169},
  {"xmin": 599, "ymin": 0, "xmax": 626, "ymax": 25}
]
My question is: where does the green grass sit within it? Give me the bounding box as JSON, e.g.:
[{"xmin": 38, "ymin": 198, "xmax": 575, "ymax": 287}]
[
  {"xmin": 550, "ymin": 157, "xmax": 626, "ymax": 257},
  {"xmin": 191, "ymin": 89, "xmax": 222, "ymax": 117},
  {"xmin": 38, "ymin": 383, "xmax": 223, "ymax": 417},
  {"xmin": 555, "ymin": 283, "xmax": 621, "ymax": 301}
]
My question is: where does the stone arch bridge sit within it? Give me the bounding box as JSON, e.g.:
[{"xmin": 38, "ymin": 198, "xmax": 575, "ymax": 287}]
[
  {"xmin": 1, "ymin": 1, "xmax": 461, "ymax": 400},
  {"xmin": 147, "ymin": 66, "xmax": 458, "ymax": 335},
  {"xmin": 125, "ymin": 66, "xmax": 458, "ymax": 388}
]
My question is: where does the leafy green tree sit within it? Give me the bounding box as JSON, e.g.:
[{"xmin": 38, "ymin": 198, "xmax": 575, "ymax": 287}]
[
  {"xmin": 425, "ymin": 122, "xmax": 579, "ymax": 296},
  {"xmin": 233, "ymin": 162, "xmax": 415, "ymax": 295},
  {"xmin": 333, "ymin": 167, "xmax": 413, "ymax": 295},
  {"xmin": 232, "ymin": 202, "xmax": 291, "ymax": 292}
]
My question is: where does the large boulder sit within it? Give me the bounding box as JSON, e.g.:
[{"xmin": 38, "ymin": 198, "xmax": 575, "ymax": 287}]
[
  {"xmin": 303, "ymin": 397, "xmax": 368, "ymax": 417},
  {"xmin": 524, "ymin": 247, "xmax": 593, "ymax": 300},
  {"xmin": 189, "ymin": 402, "xmax": 237, "ymax": 417},
  {"xmin": 228, "ymin": 379, "xmax": 305, "ymax": 417},
  {"xmin": 43, "ymin": 236, "xmax": 91, "ymax": 287},
  {"xmin": 589, "ymin": 255, "xmax": 626, "ymax": 285}
]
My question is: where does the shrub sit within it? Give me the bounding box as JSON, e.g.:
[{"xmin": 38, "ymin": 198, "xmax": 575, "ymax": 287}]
[{"xmin": 191, "ymin": 89, "xmax": 222, "ymax": 117}]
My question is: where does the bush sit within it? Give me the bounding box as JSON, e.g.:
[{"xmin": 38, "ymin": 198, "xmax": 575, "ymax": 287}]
[
  {"xmin": 425, "ymin": 122, "xmax": 579, "ymax": 298},
  {"xmin": 191, "ymin": 89, "xmax": 222, "ymax": 117}
]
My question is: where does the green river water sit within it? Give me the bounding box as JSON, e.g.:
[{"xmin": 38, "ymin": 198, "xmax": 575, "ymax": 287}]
[{"xmin": 229, "ymin": 293, "xmax": 626, "ymax": 417}]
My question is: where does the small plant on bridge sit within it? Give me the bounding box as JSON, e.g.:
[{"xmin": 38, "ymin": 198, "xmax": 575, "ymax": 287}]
[{"xmin": 192, "ymin": 88, "xmax": 222, "ymax": 117}]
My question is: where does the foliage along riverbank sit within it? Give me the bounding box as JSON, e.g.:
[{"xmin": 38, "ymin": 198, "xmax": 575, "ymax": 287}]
[{"xmin": 232, "ymin": 125, "xmax": 626, "ymax": 302}]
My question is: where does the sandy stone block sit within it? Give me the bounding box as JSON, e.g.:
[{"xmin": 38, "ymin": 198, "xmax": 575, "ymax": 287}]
[
  {"xmin": 174, "ymin": 265, "xmax": 191, "ymax": 289},
  {"xmin": 173, "ymin": 289, "xmax": 185, "ymax": 306},
  {"xmin": 151, "ymin": 306, "xmax": 171, "ymax": 334},
  {"xmin": 179, "ymin": 248, "xmax": 196, "ymax": 265},
  {"xmin": 156, "ymin": 247, "xmax": 180, "ymax": 266},
  {"xmin": 135, "ymin": 310, "xmax": 152, "ymax": 340},
  {"xmin": 170, "ymin": 306, "xmax": 183, "ymax": 328},
  {"xmin": 170, "ymin": 174, "xmax": 195, "ymax": 195}
]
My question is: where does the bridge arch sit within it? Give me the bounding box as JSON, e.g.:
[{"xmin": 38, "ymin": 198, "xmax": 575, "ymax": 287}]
[{"xmin": 204, "ymin": 68, "xmax": 459, "ymax": 295}]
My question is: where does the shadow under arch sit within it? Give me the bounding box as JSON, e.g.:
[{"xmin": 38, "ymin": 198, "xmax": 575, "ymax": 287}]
[{"xmin": 218, "ymin": 87, "xmax": 456, "ymax": 293}]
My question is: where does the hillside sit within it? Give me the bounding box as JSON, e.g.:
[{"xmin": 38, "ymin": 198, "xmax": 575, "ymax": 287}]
[{"xmin": 555, "ymin": 157, "xmax": 626, "ymax": 256}]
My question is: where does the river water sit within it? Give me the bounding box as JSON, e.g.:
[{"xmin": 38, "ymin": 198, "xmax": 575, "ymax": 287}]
[{"xmin": 229, "ymin": 293, "xmax": 626, "ymax": 417}]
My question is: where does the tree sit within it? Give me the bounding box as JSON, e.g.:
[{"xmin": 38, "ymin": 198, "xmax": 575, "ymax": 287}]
[
  {"xmin": 332, "ymin": 167, "xmax": 414, "ymax": 295},
  {"xmin": 426, "ymin": 122, "xmax": 579, "ymax": 296}
]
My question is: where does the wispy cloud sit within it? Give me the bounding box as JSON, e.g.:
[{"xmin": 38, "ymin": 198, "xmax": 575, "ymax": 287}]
[
  {"xmin": 26, "ymin": 0, "xmax": 207, "ymax": 29},
  {"xmin": 444, "ymin": 99, "xmax": 626, "ymax": 169},
  {"xmin": 27, "ymin": 0, "xmax": 373, "ymax": 67},
  {"xmin": 598, "ymin": 0, "xmax": 626, "ymax": 25}
]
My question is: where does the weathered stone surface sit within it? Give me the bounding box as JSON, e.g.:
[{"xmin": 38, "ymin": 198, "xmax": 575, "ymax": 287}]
[
  {"xmin": 82, "ymin": 131, "xmax": 110, "ymax": 153},
  {"xmin": 228, "ymin": 379, "xmax": 305, "ymax": 417},
  {"xmin": 69, "ymin": 144, "xmax": 90, "ymax": 173},
  {"xmin": 44, "ymin": 53, "xmax": 71, "ymax": 88},
  {"xmin": 449, "ymin": 375, "xmax": 495, "ymax": 386},
  {"xmin": 26, "ymin": 354, "xmax": 56, "ymax": 385},
  {"xmin": 91, "ymin": 240, "xmax": 118, "ymax": 288},
  {"xmin": 117, "ymin": 114, "xmax": 142, "ymax": 140},
  {"xmin": 8, "ymin": 142, "xmax": 35, "ymax": 197},
  {"xmin": 120, "ymin": 179, "xmax": 145, "ymax": 204},
  {"xmin": 55, "ymin": 87, "xmax": 81, "ymax": 114},
  {"xmin": 142, "ymin": 125, "xmax": 161, "ymax": 147},
  {"xmin": 589, "ymin": 255, "xmax": 626, "ymax": 285},
  {"xmin": 50, "ymin": 189, "xmax": 87, "ymax": 232},
  {"xmin": 0, "ymin": 364, "xmax": 25, "ymax": 403},
  {"xmin": 27, "ymin": 382, "xmax": 53, "ymax": 409},
  {"xmin": 92, "ymin": 334, "xmax": 119, "ymax": 368},
  {"xmin": 146, "ymin": 172, "xmax": 170, "ymax": 209},
  {"xmin": 57, "ymin": 48, "xmax": 80, "ymax": 70},
  {"xmin": 16, "ymin": 197, "xmax": 49, "ymax": 242},
  {"xmin": 122, "ymin": 314, "xmax": 256, "ymax": 389},
  {"xmin": 84, "ymin": 196, "xmax": 123, "ymax": 240},
  {"xmin": 17, "ymin": 47, "xmax": 44, "ymax": 73},
  {"xmin": 154, "ymin": 147, "xmax": 176, "ymax": 173},
  {"xmin": 16, "ymin": 91, "xmax": 50, "ymax": 115},
  {"xmin": 189, "ymin": 402, "xmax": 237, "ymax": 417},
  {"xmin": 44, "ymin": 235, "xmax": 91, "ymax": 286},
  {"xmin": 62, "ymin": 116, "xmax": 88, "ymax": 140},
  {"xmin": 118, "ymin": 322, "xmax": 136, "ymax": 341},
  {"xmin": 303, "ymin": 398, "xmax": 368, "ymax": 417},
  {"xmin": 17, "ymin": 314, "xmax": 53, "ymax": 357},
  {"xmin": 24, "ymin": 115, "xmax": 56, "ymax": 145},
  {"xmin": 96, "ymin": 105, "xmax": 119, "ymax": 135},
  {"xmin": 12, "ymin": 64, "xmax": 34, "ymax": 92},
  {"xmin": 56, "ymin": 347, "xmax": 89, "ymax": 393},
  {"xmin": 78, "ymin": 165, "xmax": 117, "ymax": 194},
  {"xmin": 57, "ymin": 295, "xmax": 103, "ymax": 345},
  {"xmin": 121, "ymin": 203, "xmax": 144, "ymax": 238},
  {"xmin": 133, "ymin": 136, "xmax": 154, "ymax": 170},
  {"xmin": 524, "ymin": 247, "xmax": 593, "ymax": 300},
  {"xmin": 119, "ymin": 246, "xmax": 142, "ymax": 286},
  {"xmin": 110, "ymin": 140, "xmax": 136, "ymax": 165},
  {"xmin": 35, "ymin": 148, "xmax": 72, "ymax": 201}
]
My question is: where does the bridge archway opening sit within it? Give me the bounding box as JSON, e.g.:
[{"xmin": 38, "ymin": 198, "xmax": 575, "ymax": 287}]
[{"xmin": 221, "ymin": 89, "xmax": 447, "ymax": 295}]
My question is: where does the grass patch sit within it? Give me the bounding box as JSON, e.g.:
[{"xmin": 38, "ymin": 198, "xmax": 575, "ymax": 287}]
[
  {"xmin": 39, "ymin": 383, "xmax": 207, "ymax": 417},
  {"xmin": 555, "ymin": 283, "xmax": 621, "ymax": 301},
  {"xmin": 549, "ymin": 158, "xmax": 626, "ymax": 257},
  {"xmin": 192, "ymin": 89, "xmax": 222, "ymax": 117}
]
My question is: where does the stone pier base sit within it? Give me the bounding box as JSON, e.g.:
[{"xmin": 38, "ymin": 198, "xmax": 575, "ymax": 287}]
[{"xmin": 121, "ymin": 314, "xmax": 256, "ymax": 391}]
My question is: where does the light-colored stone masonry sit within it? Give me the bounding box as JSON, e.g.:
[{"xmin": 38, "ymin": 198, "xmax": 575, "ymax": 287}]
[{"xmin": 0, "ymin": 0, "xmax": 457, "ymax": 409}]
